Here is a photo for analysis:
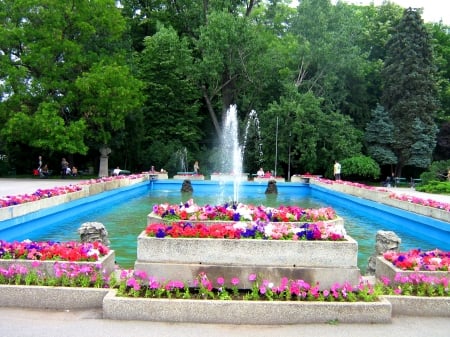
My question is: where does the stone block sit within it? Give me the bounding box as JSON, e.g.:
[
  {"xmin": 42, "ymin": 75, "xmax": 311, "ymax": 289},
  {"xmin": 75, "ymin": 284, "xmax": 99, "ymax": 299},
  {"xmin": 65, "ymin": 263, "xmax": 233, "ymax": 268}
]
[{"xmin": 103, "ymin": 291, "xmax": 392, "ymax": 324}]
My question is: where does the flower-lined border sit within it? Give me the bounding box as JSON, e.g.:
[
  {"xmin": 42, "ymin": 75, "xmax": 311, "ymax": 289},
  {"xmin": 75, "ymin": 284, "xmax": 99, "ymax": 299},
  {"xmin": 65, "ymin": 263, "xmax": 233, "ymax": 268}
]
[
  {"xmin": 383, "ymin": 249, "xmax": 450, "ymax": 271},
  {"xmin": 314, "ymin": 178, "xmax": 450, "ymax": 212},
  {"xmin": 145, "ymin": 221, "xmax": 346, "ymax": 241},
  {"xmin": 0, "ymin": 174, "xmax": 145, "ymax": 208},
  {"xmin": 0, "ymin": 240, "xmax": 110, "ymax": 262},
  {"xmin": 151, "ymin": 199, "xmax": 336, "ymax": 223}
]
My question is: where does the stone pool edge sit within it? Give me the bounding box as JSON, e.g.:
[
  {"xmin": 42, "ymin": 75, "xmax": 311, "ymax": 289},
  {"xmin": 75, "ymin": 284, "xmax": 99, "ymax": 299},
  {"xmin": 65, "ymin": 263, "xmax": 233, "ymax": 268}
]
[
  {"xmin": 310, "ymin": 180, "xmax": 450, "ymax": 224},
  {"xmin": 1, "ymin": 285, "xmax": 449, "ymax": 323}
]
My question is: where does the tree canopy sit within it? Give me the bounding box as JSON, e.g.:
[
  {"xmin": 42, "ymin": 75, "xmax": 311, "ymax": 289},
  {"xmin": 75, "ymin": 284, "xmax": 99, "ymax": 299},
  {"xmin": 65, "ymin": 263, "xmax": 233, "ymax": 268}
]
[{"xmin": 0, "ymin": 0, "xmax": 449, "ymax": 178}]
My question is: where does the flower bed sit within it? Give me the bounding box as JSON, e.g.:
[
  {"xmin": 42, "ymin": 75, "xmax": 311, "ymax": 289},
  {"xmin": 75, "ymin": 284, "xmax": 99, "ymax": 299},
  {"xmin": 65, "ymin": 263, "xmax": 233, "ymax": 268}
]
[
  {"xmin": 145, "ymin": 221, "xmax": 345, "ymax": 241},
  {"xmin": 0, "ymin": 240, "xmax": 116, "ymax": 277},
  {"xmin": 150, "ymin": 199, "xmax": 337, "ymax": 222},
  {"xmin": 104, "ymin": 271, "xmax": 391, "ymax": 324},
  {"xmin": 0, "ymin": 186, "xmax": 83, "ymax": 208},
  {"xmin": 135, "ymin": 231, "xmax": 359, "ymax": 289},
  {"xmin": 383, "ymin": 249, "xmax": 450, "ymax": 271},
  {"xmin": 375, "ymin": 250, "xmax": 450, "ymax": 282}
]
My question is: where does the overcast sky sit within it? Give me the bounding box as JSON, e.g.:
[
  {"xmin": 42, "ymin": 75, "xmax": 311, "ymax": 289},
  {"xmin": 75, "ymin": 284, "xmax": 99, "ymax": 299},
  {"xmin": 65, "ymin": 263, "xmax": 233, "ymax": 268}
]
[{"xmin": 291, "ymin": 1, "xmax": 450, "ymax": 25}]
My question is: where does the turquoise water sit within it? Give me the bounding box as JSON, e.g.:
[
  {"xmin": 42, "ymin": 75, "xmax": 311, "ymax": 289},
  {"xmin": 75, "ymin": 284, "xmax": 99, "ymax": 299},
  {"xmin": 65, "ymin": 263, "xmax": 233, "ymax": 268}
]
[{"xmin": 11, "ymin": 181, "xmax": 450, "ymax": 273}]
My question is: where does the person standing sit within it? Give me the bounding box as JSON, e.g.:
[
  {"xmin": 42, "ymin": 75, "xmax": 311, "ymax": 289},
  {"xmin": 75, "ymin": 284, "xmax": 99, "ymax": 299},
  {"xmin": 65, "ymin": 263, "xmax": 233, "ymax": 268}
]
[
  {"xmin": 38, "ymin": 156, "xmax": 43, "ymax": 171},
  {"xmin": 257, "ymin": 167, "xmax": 265, "ymax": 177},
  {"xmin": 193, "ymin": 161, "xmax": 199, "ymax": 174},
  {"xmin": 333, "ymin": 160, "xmax": 341, "ymax": 181},
  {"xmin": 61, "ymin": 158, "xmax": 69, "ymax": 178}
]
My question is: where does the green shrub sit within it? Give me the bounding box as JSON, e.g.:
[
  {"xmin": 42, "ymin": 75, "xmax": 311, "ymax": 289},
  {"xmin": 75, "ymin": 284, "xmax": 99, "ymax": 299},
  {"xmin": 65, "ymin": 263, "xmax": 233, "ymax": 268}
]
[
  {"xmin": 419, "ymin": 160, "xmax": 450, "ymax": 184},
  {"xmin": 341, "ymin": 155, "xmax": 380, "ymax": 180},
  {"xmin": 415, "ymin": 180, "xmax": 450, "ymax": 194}
]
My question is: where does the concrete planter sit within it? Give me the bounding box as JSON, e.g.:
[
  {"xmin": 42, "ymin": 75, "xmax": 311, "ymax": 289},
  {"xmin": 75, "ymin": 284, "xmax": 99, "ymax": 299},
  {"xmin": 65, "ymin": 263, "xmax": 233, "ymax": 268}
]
[
  {"xmin": 253, "ymin": 177, "xmax": 285, "ymax": 183},
  {"xmin": 375, "ymin": 256, "xmax": 450, "ymax": 282},
  {"xmin": 0, "ymin": 250, "xmax": 116, "ymax": 277},
  {"xmin": 0, "ymin": 285, "xmax": 109, "ymax": 309},
  {"xmin": 210, "ymin": 173, "xmax": 249, "ymax": 181},
  {"xmin": 103, "ymin": 291, "xmax": 391, "ymax": 324},
  {"xmin": 135, "ymin": 232, "xmax": 360, "ymax": 289},
  {"xmin": 173, "ymin": 175, "xmax": 205, "ymax": 180},
  {"xmin": 383, "ymin": 295, "xmax": 450, "ymax": 317}
]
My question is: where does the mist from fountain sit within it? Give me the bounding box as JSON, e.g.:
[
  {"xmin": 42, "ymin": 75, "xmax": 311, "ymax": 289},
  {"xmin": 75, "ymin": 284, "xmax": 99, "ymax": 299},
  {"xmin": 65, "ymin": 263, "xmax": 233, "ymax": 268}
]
[
  {"xmin": 220, "ymin": 105, "xmax": 243, "ymax": 202},
  {"xmin": 175, "ymin": 147, "xmax": 188, "ymax": 173}
]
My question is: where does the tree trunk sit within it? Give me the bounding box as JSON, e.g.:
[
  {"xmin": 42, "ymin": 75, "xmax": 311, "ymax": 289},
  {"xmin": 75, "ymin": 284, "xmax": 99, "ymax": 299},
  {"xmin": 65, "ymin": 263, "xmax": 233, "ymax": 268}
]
[{"xmin": 202, "ymin": 86, "xmax": 221, "ymax": 138}]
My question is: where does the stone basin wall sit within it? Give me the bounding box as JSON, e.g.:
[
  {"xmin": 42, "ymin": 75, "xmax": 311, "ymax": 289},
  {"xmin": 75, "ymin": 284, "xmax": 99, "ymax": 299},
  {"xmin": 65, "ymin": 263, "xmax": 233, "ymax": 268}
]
[{"xmin": 135, "ymin": 231, "xmax": 360, "ymax": 289}]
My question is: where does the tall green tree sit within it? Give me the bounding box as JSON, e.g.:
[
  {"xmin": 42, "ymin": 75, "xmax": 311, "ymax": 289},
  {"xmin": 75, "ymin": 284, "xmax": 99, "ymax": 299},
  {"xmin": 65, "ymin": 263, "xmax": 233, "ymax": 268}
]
[
  {"xmin": 0, "ymin": 0, "xmax": 143, "ymax": 169},
  {"xmin": 381, "ymin": 8, "xmax": 439, "ymax": 176},
  {"xmin": 262, "ymin": 86, "xmax": 362, "ymax": 177},
  {"xmin": 137, "ymin": 26, "xmax": 203, "ymax": 171},
  {"xmin": 291, "ymin": 0, "xmax": 374, "ymax": 128}
]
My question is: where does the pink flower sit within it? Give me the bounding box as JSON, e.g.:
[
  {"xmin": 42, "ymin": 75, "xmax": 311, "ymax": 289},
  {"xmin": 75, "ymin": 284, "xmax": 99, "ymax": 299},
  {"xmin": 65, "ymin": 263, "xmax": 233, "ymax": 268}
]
[{"xmin": 231, "ymin": 277, "xmax": 240, "ymax": 286}]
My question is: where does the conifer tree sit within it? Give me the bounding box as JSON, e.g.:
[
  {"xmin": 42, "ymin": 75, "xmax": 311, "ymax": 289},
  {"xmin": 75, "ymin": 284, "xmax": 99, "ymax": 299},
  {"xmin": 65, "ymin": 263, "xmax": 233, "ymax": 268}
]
[
  {"xmin": 381, "ymin": 7, "xmax": 438, "ymax": 176},
  {"xmin": 364, "ymin": 104, "xmax": 397, "ymax": 166}
]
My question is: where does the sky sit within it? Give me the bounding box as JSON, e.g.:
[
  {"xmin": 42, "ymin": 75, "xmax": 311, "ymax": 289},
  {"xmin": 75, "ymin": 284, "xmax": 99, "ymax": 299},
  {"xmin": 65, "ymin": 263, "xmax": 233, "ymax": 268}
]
[{"xmin": 291, "ymin": 1, "xmax": 450, "ymax": 25}]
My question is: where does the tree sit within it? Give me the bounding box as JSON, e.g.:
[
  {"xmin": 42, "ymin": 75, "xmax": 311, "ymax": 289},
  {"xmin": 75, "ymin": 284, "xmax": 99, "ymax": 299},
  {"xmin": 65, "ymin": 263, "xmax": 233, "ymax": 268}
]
[
  {"xmin": 262, "ymin": 86, "xmax": 362, "ymax": 176},
  {"xmin": 291, "ymin": 0, "xmax": 374, "ymax": 129},
  {"xmin": 340, "ymin": 155, "xmax": 380, "ymax": 180},
  {"xmin": 381, "ymin": 8, "xmax": 439, "ymax": 176},
  {"xmin": 364, "ymin": 104, "xmax": 397, "ymax": 166},
  {"xmin": 137, "ymin": 26, "xmax": 203, "ymax": 171},
  {"xmin": 0, "ymin": 0, "xmax": 143, "ymax": 171}
]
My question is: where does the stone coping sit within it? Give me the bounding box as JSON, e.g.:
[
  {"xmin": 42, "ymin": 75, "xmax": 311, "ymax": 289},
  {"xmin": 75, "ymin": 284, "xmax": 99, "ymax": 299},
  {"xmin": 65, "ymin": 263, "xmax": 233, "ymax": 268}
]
[
  {"xmin": 0, "ymin": 250, "xmax": 116, "ymax": 277},
  {"xmin": 133, "ymin": 262, "xmax": 361, "ymax": 290},
  {"xmin": 375, "ymin": 256, "xmax": 450, "ymax": 281},
  {"xmin": 382, "ymin": 295, "xmax": 450, "ymax": 317},
  {"xmin": 0, "ymin": 285, "xmax": 109, "ymax": 309},
  {"xmin": 0, "ymin": 177, "xmax": 149, "ymax": 232},
  {"xmin": 253, "ymin": 177, "xmax": 286, "ymax": 183},
  {"xmin": 136, "ymin": 232, "xmax": 357, "ymax": 268},
  {"xmin": 210, "ymin": 173, "xmax": 249, "ymax": 181},
  {"xmin": 1, "ymin": 285, "xmax": 448, "ymax": 322},
  {"xmin": 173, "ymin": 175, "xmax": 205, "ymax": 180},
  {"xmin": 103, "ymin": 291, "xmax": 392, "ymax": 324},
  {"xmin": 311, "ymin": 180, "xmax": 450, "ymax": 224}
]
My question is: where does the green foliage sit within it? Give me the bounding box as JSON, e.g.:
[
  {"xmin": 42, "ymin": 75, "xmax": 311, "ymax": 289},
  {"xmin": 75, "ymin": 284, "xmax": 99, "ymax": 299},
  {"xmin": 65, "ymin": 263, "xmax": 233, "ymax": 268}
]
[
  {"xmin": 0, "ymin": 0, "xmax": 142, "ymax": 160},
  {"xmin": 2, "ymin": 103, "xmax": 88, "ymax": 154},
  {"xmin": 364, "ymin": 104, "xmax": 396, "ymax": 165},
  {"xmin": 415, "ymin": 181, "xmax": 450, "ymax": 194},
  {"xmin": 137, "ymin": 26, "xmax": 203, "ymax": 170},
  {"xmin": 262, "ymin": 88, "xmax": 362, "ymax": 175},
  {"xmin": 381, "ymin": 8, "xmax": 439, "ymax": 174},
  {"xmin": 419, "ymin": 159, "xmax": 450, "ymax": 184},
  {"xmin": 340, "ymin": 155, "xmax": 381, "ymax": 180}
]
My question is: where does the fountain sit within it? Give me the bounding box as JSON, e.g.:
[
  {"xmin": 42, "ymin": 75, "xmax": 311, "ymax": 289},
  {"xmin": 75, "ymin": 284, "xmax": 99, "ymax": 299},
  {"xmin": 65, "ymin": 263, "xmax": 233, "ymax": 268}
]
[
  {"xmin": 175, "ymin": 147, "xmax": 188, "ymax": 173},
  {"xmin": 221, "ymin": 105, "xmax": 243, "ymax": 202},
  {"xmin": 242, "ymin": 109, "xmax": 263, "ymax": 171},
  {"xmin": 172, "ymin": 147, "xmax": 204, "ymax": 180},
  {"xmin": 211, "ymin": 105, "xmax": 264, "ymax": 201}
]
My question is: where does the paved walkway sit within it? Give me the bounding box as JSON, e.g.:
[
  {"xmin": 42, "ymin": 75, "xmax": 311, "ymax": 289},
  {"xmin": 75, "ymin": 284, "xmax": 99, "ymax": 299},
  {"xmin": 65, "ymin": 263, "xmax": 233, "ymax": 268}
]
[{"xmin": 0, "ymin": 178, "xmax": 449, "ymax": 336}]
